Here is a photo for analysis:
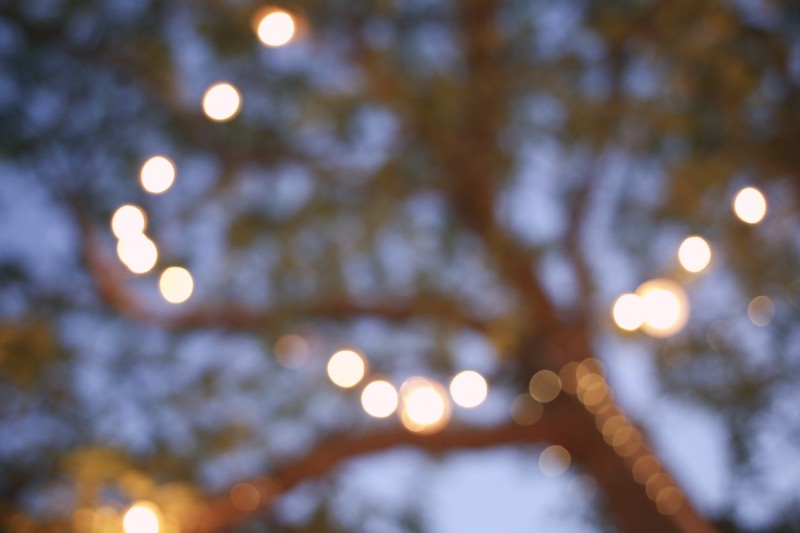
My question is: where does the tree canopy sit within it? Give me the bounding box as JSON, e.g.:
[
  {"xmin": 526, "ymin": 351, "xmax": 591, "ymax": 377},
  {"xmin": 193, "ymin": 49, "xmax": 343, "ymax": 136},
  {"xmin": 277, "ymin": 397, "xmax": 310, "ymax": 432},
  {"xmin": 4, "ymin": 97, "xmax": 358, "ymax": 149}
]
[{"xmin": 1, "ymin": 0, "xmax": 800, "ymax": 532}]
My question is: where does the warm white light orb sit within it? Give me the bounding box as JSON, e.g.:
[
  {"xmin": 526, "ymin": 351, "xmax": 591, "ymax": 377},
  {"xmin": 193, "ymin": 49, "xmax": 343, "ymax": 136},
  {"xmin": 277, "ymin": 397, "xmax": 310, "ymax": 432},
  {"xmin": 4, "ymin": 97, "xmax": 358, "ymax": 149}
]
[
  {"xmin": 111, "ymin": 205, "xmax": 147, "ymax": 240},
  {"xmin": 159, "ymin": 266, "xmax": 194, "ymax": 304},
  {"xmin": 256, "ymin": 10, "xmax": 296, "ymax": 47},
  {"xmin": 637, "ymin": 279, "xmax": 689, "ymax": 338},
  {"xmin": 733, "ymin": 186, "xmax": 767, "ymax": 224},
  {"xmin": 202, "ymin": 82, "xmax": 241, "ymax": 122},
  {"xmin": 612, "ymin": 293, "xmax": 645, "ymax": 331},
  {"xmin": 360, "ymin": 380, "xmax": 399, "ymax": 418},
  {"xmin": 678, "ymin": 236, "xmax": 711, "ymax": 273},
  {"xmin": 400, "ymin": 377, "xmax": 450, "ymax": 433},
  {"xmin": 122, "ymin": 501, "xmax": 160, "ymax": 533},
  {"xmin": 326, "ymin": 350, "xmax": 366, "ymax": 388},
  {"xmin": 140, "ymin": 156, "xmax": 175, "ymax": 194},
  {"xmin": 117, "ymin": 234, "xmax": 158, "ymax": 274},
  {"xmin": 449, "ymin": 370, "xmax": 488, "ymax": 408}
]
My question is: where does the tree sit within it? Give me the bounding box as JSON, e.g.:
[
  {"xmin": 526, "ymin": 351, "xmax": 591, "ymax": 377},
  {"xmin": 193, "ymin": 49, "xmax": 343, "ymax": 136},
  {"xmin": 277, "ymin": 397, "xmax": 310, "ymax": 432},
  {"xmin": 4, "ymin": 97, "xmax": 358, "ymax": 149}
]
[{"xmin": 1, "ymin": 0, "xmax": 799, "ymax": 531}]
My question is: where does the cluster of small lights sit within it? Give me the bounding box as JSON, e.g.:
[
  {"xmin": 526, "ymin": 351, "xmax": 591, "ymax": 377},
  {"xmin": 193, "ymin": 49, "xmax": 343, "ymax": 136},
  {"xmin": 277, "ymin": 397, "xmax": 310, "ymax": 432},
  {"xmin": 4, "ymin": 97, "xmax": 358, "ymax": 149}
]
[
  {"xmin": 612, "ymin": 279, "xmax": 690, "ymax": 337},
  {"xmin": 516, "ymin": 358, "xmax": 684, "ymax": 514},
  {"xmin": 325, "ymin": 349, "xmax": 488, "ymax": 434},
  {"xmin": 612, "ymin": 185, "xmax": 775, "ymax": 337},
  {"xmin": 109, "ymin": 156, "xmax": 194, "ymax": 304}
]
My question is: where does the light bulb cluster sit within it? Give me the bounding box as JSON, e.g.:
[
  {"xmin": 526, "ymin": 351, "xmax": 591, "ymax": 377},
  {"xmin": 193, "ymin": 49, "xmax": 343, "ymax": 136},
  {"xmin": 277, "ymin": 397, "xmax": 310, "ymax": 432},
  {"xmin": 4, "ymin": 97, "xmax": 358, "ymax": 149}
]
[
  {"xmin": 325, "ymin": 349, "xmax": 488, "ymax": 434},
  {"xmin": 612, "ymin": 185, "xmax": 770, "ymax": 337},
  {"xmin": 109, "ymin": 156, "xmax": 194, "ymax": 304}
]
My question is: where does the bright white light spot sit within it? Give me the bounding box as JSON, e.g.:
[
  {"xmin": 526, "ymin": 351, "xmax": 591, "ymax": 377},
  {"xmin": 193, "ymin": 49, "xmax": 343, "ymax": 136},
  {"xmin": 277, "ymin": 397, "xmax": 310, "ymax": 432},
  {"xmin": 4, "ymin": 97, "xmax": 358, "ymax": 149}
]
[
  {"xmin": 159, "ymin": 266, "xmax": 194, "ymax": 304},
  {"xmin": 111, "ymin": 205, "xmax": 147, "ymax": 240},
  {"xmin": 117, "ymin": 234, "xmax": 158, "ymax": 274},
  {"xmin": 400, "ymin": 377, "xmax": 450, "ymax": 433},
  {"xmin": 361, "ymin": 380, "xmax": 399, "ymax": 418},
  {"xmin": 637, "ymin": 279, "xmax": 689, "ymax": 338},
  {"xmin": 733, "ymin": 186, "xmax": 767, "ymax": 224},
  {"xmin": 122, "ymin": 501, "xmax": 160, "ymax": 533},
  {"xmin": 202, "ymin": 82, "xmax": 241, "ymax": 122},
  {"xmin": 539, "ymin": 445, "xmax": 571, "ymax": 477},
  {"xmin": 529, "ymin": 370, "xmax": 561, "ymax": 403},
  {"xmin": 612, "ymin": 293, "xmax": 645, "ymax": 331},
  {"xmin": 257, "ymin": 10, "xmax": 296, "ymax": 47},
  {"xmin": 678, "ymin": 236, "xmax": 711, "ymax": 273},
  {"xmin": 140, "ymin": 156, "xmax": 176, "ymax": 194},
  {"xmin": 449, "ymin": 370, "xmax": 488, "ymax": 408},
  {"xmin": 748, "ymin": 295, "xmax": 775, "ymax": 327},
  {"xmin": 326, "ymin": 350, "xmax": 366, "ymax": 388}
]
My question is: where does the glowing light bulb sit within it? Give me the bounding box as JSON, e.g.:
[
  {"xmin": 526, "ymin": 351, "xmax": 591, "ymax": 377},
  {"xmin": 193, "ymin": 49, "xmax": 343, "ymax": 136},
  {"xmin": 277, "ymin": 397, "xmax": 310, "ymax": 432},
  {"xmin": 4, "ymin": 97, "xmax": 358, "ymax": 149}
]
[
  {"xmin": 529, "ymin": 370, "xmax": 561, "ymax": 403},
  {"xmin": 111, "ymin": 205, "xmax": 147, "ymax": 240},
  {"xmin": 159, "ymin": 266, "xmax": 194, "ymax": 304},
  {"xmin": 612, "ymin": 293, "xmax": 645, "ymax": 331},
  {"xmin": 360, "ymin": 380, "xmax": 398, "ymax": 418},
  {"xmin": 140, "ymin": 156, "xmax": 176, "ymax": 194},
  {"xmin": 122, "ymin": 501, "xmax": 160, "ymax": 533},
  {"xmin": 117, "ymin": 234, "xmax": 158, "ymax": 274},
  {"xmin": 202, "ymin": 82, "xmax": 241, "ymax": 122},
  {"xmin": 539, "ymin": 445, "xmax": 571, "ymax": 477},
  {"xmin": 449, "ymin": 370, "xmax": 488, "ymax": 408},
  {"xmin": 256, "ymin": 10, "xmax": 296, "ymax": 47},
  {"xmin": 399, "ymin": 377, "xmax": 450, "ymax": 433},
  {"xmin": 733, "ymin": 186, "xmax": 767, "ymax": 224},
  {"xmin": 678, "ymin": 236, "xmax": 711, "ymax": 273},
  {"xmin": 636, "ymin": 279, "xmax": 689, "ymax": 338},
  {"xmin": 326, "ymin": 350, "xmax": 366, "ymax": 388}
]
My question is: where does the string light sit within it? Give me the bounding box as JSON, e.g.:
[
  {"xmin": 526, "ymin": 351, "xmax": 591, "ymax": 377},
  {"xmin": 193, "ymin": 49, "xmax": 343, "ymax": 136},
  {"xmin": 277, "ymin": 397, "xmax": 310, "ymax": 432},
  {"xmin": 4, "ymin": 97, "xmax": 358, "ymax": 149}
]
[
  {"xmin": 612, "ymin": 293, "xmax": 645, "ymax": 331},
  {"xmin": 529, "ymin": 370, "xmax": 561, "ymax": 403},
  {"xmin": 733, "ymin": 186, "xmax": 767, "ymax": 224},
  {"xmin": 159, "ymin": 266, "xmax": 194, "ymax": 304},
  {"xmin": 326, "ymin": 350, "xmax": 366, "ymax": 388},
  {"xmin": 117, "ymin": 234, "xmax": 158, "ymax": 274},
  {"xmin": 449, "ymin": 370, "xmax": 488, "ymax": 408},
  {"xmin": 637, "ymin": 279, "xmax": 689, "ymax": 338},
  {"xmin": 111, "ymin": 205, "xmax": 147, "ymax": 240},
  {"xmin": 361, "ymin": 380, "xmax": 399, "ymax": 418},
  {"xmin": 140, "ymin": 156, "xmax": 175, "ymax": 194},
  {"xmin": 202, "ymin": 82, "xmax": 241, "ymax": 122},
  {"xmin": 677, "ymin": 236, "xmax": 711, "ymax": 273},
  {"xmin": 122, "ymin": 501, "xmax": 160, "ymax": 533},
  {"xmin": 539, "ymin": 445, "xmax": 571, "ymax": 477},
  {"xmin": 256, "ymin": 9, "xmax": 296, "ymax": 47},
  {"xmin": 399, "ymin": 377, "xmax": 450, "ymax": 434}
]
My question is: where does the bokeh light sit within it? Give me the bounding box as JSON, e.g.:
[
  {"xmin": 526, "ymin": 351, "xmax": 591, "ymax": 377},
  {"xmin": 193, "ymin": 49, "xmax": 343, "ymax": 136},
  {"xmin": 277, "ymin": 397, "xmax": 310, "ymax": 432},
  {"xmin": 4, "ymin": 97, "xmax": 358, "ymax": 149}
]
[
  {"xmin": 361, "ymin": 380, "xmax": 399, "ymax": 418},
  {"xmin": 748, "ymin": 295, "xmax": 775, "ymax": 327},
  {"xmin": 256, "ymin": 10, "xmax": 296, "ymax": 47},
  {"xmin": 678, "ymin": 236, "xmax": 711, "ymax": 273},
  {"xmin": 122, "ymin": 501, "xmax": 160, "ymax": 533},
  {"xmin": 111, "ymin": 204, "xmax": 147, "ymax": 240},
  {"xmin": 399, "ymin": 377, "xmax": 450, "ymax": 434},
  {"xmin": 159, "ymin": 266, "xmax": 194, "ymax": 304},
  {"xmin": 449, "ymin": 370, "xmax": 488, "ymax": 408},
  {"xmin": 539, "ymin": 445, "xmax": 571, "ymax": 477},
  {"xmin": 529, "ymin": 370, "xmax": 561, "ymax": 403},
  {"xmin": 637, "ymin": 279, "xmax": 689, "ymax": 338},
  {"xmin": 140, "ymin": 156, "xmax": 175, "ymax": 194},
  {"xmin": 273, "ymin": 334, "xmax": 309, "ymax": 368},
  {"xmin": 632, "ymin": 455, "xmax": 661, "ymax": 485},
  {"xmin": 326, "ymin": 349, "xmax": 366, "ymax": 388},
  {"xmin": 656, "ymin": 487, "xmax": 684, "ymax": 515},
  {"xmin": 733, "ymin": 186, "xmax": 767, "ymax": 224},
  {"xmin": 510, "ymin": 394, "xmax": 542, "ymax": 426},
  {"xmin": 117, "ymin": 234, "xmax": 158, "ymax": 274},
  {"xmin": 612, "ymin": 293, "xmax": 645, "ymax": 331},
  {"xmin": 202, "ymin": 82, "xmax": 241, "ymax": 122},
  {"xmin": 230, "ymin": 483, "xmax": 260, "ymax": 512}
]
